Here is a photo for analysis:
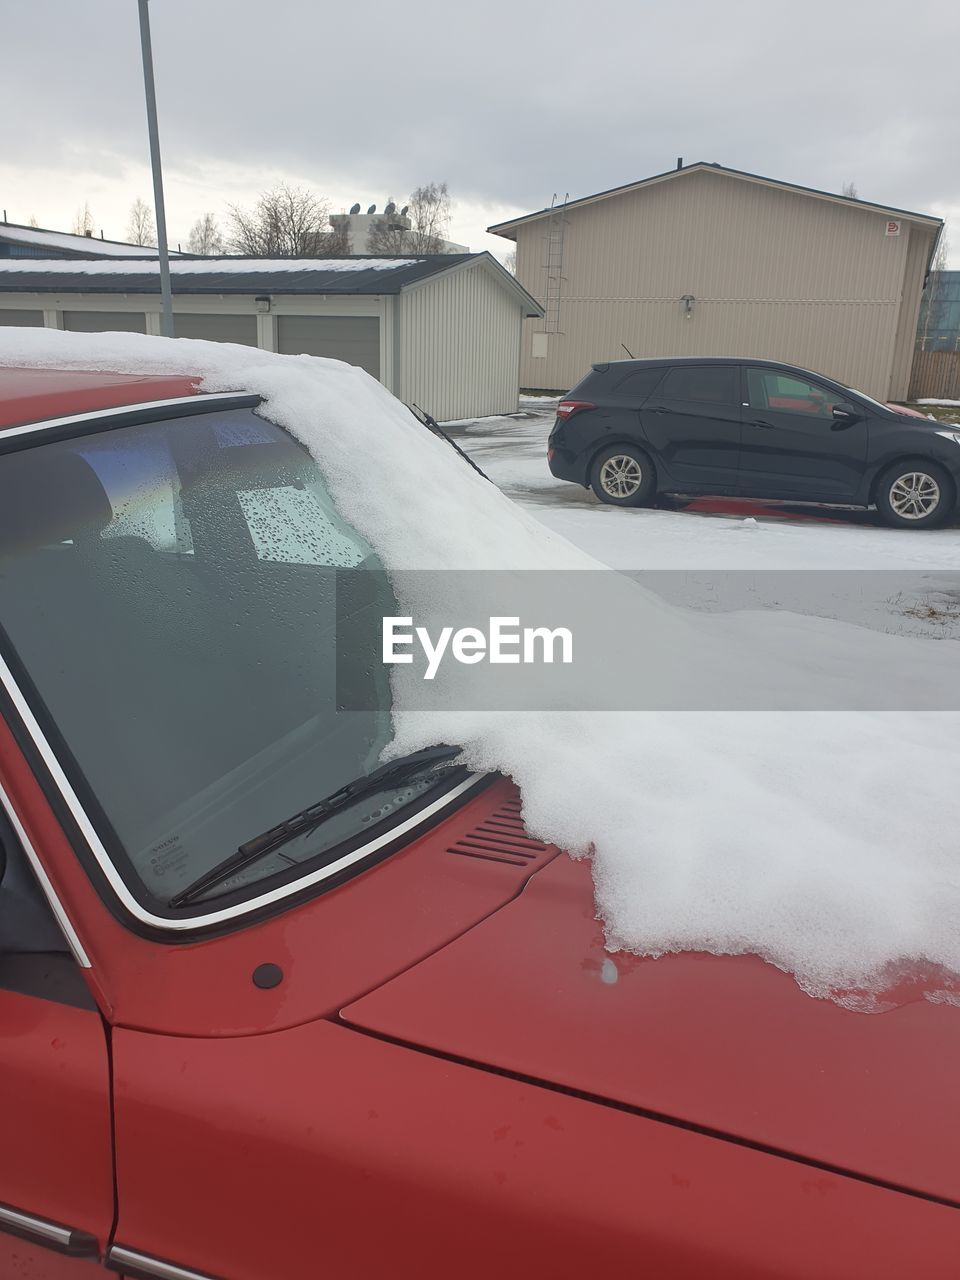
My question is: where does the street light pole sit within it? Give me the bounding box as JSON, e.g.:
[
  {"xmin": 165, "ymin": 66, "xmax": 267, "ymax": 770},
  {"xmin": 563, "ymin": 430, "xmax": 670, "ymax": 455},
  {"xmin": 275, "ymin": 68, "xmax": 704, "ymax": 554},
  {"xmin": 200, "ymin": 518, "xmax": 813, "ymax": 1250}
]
[{"xmin": 137, "ymin": 0, "xmax": 174, "ymax": 338}]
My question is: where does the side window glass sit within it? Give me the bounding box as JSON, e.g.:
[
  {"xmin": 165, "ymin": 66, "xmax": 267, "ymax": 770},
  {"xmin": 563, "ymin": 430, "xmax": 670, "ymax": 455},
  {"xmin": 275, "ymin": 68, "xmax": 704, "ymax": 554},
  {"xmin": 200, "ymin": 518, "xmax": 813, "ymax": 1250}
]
[
  {"xmin": 611, "ymin": 369, "xmax": 665, "ymax": 401},
  {"xmin": 747, "ymin": 370, "xmax": 838, "ymax": 419},
  {"xmin": 658, "ymin": 366, "xmax": 739, "ymax": 405}
]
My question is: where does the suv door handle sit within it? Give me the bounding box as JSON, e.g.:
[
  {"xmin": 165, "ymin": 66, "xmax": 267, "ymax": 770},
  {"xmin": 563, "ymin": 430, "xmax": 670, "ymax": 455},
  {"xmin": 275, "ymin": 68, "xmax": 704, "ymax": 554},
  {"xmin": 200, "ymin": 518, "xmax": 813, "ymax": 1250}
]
[
  {"xmin": 750, "ymin": 418, "xmax": 776, "ymax": 429},
  {"xmin": 648, "ymin": 406, "xmax": 674, "ymax": 415}
]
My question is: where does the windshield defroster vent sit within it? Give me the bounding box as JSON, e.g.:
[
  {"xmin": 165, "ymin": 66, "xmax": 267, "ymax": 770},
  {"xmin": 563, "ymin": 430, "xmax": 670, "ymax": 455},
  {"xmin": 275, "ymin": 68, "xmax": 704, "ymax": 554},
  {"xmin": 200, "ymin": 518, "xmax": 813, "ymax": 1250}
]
[{"xmin": 446, "ymin": 797, "xmax": 554, "ymax": 869}]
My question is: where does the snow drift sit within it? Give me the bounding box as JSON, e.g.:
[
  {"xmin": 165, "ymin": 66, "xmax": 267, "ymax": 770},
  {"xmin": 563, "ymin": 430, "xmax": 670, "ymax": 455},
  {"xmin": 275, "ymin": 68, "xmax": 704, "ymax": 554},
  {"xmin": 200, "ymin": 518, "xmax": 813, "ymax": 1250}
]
[{"xmin": 2, "ymin": 327, "xmax": 959, "ymax": 1008}]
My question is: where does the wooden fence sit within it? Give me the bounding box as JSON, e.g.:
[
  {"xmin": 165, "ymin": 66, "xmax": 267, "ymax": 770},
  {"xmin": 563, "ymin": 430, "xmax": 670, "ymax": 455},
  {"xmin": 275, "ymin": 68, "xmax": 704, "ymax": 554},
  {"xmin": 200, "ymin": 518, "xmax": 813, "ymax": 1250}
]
[{"xmin": 908, "ymin": 349, "xmax": 960, "ymax": 401}]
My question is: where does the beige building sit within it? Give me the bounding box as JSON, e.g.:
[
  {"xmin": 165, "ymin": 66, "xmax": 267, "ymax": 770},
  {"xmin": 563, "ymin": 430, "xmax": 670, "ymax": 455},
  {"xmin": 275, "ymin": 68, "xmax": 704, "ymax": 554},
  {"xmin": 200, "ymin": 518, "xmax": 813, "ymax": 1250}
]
[{"xmin": 489, "ymin": 162, "xmax": 944, "ymax": 400}]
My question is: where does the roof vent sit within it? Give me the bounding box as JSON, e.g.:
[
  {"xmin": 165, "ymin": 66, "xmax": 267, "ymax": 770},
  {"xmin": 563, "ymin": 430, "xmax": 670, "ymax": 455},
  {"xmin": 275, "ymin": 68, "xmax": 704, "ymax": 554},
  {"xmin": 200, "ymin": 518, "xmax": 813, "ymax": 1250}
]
[
  {"xmin": 676, "ymin": 156, "xmax": 683, "ymax": 169},
  {"xmin": 446, "ymin": 796, "xmax": 553, "ymax": 869}
]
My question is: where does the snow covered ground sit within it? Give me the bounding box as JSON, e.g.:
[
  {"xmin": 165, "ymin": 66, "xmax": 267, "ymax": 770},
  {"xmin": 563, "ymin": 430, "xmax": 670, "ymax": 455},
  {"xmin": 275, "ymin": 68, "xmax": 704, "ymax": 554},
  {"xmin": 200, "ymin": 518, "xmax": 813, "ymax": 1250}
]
[{"xmin": 446, "ymin": 398, "xmax": 960, "ymax": 641}]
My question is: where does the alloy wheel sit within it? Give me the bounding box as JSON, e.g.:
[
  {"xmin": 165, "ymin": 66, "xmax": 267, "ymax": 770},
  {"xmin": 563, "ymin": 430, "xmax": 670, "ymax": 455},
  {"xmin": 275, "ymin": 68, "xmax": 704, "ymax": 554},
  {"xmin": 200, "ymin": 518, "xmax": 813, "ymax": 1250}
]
[
  {"xmin": 888, "ymin": 471, "xmax": 941, "ymax": 521},
  {"xmin": 599, "ymin": 454, "xmax": 643, "ymax": 498}
]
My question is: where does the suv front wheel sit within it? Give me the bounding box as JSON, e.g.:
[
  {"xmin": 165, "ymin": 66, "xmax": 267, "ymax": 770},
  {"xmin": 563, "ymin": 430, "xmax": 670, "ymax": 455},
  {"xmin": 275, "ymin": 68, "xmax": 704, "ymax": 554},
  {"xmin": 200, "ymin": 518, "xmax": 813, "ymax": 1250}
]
[
  {"xmin": 876, "ymin": 458, "xmax": 954, "ymax": 529},
  {"xmin": 590, "ymin": 445, "xmax": 657, "ymax": 508}
]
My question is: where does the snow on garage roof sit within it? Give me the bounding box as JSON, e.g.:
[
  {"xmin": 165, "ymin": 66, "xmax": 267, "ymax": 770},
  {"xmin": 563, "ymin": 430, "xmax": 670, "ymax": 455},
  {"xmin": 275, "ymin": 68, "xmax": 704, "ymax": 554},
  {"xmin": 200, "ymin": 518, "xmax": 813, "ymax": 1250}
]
[
  {"xmin": 0, "ymin": 253, "xmax": 544, "ymax": 313},
  {"xmin": 0, "ymin": 221, "xmax": 185, "ymax": 258}
]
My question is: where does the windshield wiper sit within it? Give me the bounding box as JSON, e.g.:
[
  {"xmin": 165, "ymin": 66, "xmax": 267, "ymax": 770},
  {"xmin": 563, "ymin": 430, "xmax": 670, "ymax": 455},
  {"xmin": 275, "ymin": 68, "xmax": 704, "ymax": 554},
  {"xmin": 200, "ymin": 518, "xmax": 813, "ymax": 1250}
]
[{"xmin": 168, "ymin": 744, "xmax": 465, "ymax": 909}]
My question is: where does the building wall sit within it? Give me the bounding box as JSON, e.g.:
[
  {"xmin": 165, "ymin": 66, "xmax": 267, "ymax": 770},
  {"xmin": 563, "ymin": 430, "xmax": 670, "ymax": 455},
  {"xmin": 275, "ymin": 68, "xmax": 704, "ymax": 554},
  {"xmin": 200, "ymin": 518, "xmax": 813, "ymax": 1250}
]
[
  {"xmin": 916, "ymin": 270, "xmax": 960, "ymax": 351},
  {"xmin": 888, "ymin": 225, "xmax": 938, "ymax": 400},
  {"xmin": 399, "ymin": 261, "xmax": 521, "ymax": 420},
  {"xmin": 515, "ymin": 169, "xmax": 936, "ymax": 399},
  {"xmin": 0, "ymin": 294, "xmax": 387, "ymax": 379}
]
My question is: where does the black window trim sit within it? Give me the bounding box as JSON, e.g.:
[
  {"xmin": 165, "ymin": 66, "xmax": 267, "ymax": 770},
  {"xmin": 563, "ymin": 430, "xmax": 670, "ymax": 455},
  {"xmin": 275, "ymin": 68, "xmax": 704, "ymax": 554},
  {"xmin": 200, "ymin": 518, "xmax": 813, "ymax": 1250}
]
[{"xmin": 0, "ymin": 779, "xmax": 88, "ymax": 966}]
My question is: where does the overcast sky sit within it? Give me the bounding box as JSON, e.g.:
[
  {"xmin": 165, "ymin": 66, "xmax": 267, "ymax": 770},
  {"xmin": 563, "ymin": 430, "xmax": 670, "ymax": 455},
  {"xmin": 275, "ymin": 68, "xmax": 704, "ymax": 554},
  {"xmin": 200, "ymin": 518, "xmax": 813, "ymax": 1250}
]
[{"xmin": 3, "ymin": 0, "xmax": 957, "ymax": 264}]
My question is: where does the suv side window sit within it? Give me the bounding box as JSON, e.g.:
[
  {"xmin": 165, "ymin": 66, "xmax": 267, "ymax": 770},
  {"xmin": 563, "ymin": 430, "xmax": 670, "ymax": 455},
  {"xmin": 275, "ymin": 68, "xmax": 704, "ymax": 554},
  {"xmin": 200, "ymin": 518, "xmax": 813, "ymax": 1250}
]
[
  {"xmin": 747, "ymin": 369, "xmax": 838, "ymax": 419},
  {"xmin": 657, "ymin": 366, "xmax": 739, "ymax": 405},
  {"xmin": 610, "ymin": 368, "xmax": 666, "ymax": 401}
]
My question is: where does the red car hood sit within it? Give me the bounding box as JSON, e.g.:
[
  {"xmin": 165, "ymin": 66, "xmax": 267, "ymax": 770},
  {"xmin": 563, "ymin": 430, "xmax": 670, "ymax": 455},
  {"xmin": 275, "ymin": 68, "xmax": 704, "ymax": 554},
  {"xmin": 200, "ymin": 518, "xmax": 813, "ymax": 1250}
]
[{"xmin": 342, "ymin": 854, "xmax": 960, "ymax": 1207}]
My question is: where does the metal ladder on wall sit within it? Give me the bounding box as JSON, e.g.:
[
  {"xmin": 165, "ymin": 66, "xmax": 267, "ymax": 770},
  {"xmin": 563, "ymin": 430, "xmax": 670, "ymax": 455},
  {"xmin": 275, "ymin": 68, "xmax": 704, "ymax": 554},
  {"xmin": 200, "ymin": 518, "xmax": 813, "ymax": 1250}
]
[{"xmin": 541, "ymin": 193, "xmax": 568, "ymax": 334}]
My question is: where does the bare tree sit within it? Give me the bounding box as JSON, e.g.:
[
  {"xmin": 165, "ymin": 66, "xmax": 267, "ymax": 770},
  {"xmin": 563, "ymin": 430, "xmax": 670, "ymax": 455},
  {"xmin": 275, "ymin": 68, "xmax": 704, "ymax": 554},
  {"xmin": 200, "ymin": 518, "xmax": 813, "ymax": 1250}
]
[
  {"xmin": 325, "ymin": 219, "xmax": 351, "ymax": 257},
  {"xmin": 72, "ymin": 202, "xmax": 95, "ymax": 237},
  {"xmin": 503, "ymin": 249, "xmax": 517, "ymax": 275},
  {"xmin": 28, "ymin": 214, "xmax": 39, "ymax": 228},
  {"xmin": 187, "ymin": 212, "xmax": 225, "ymax": 255},
  {"xmin": 841, "ymin": 181, "xmax": 858, "ymax": 199},
  {"xmin": 228, "ymin": 183, "xmax": 345, "ymax": 256},
  {"xmin": 127, "ymin": 197, "xmax": 156, "ymax": 246},
  {"xmin": 367, "ymin": 182, "xmax": 453, "ymax": 254}
]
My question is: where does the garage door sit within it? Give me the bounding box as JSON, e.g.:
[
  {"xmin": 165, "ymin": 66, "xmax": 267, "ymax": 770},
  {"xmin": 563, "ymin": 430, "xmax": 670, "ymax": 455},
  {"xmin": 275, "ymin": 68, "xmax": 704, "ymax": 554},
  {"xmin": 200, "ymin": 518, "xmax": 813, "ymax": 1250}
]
[
  {"xmin": 62, "ymin": 311, "xmax": 146, "ymax": 334},
  {"xmin": 174, "ymin": 314, "xmax": 258, "ymax": 346},
  {"xmin": 0, "ymin": 309, "xmax": 43, "ymax": 326},
  {"xmin": 277, "ymin": 316, "xmax": 380, "ymax": 379}
]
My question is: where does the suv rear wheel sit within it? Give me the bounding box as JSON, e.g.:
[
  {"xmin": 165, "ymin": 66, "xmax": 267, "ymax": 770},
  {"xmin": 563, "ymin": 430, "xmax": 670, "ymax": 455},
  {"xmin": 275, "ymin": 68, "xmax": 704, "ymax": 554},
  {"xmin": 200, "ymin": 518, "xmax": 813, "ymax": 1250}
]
[
  {"xmin": 876, "ymin": 458, "xmax": 954, "ymax": 529},
  {"xmin": 590, "ymin": 445, "xmax": 657, "ymax": 507}
]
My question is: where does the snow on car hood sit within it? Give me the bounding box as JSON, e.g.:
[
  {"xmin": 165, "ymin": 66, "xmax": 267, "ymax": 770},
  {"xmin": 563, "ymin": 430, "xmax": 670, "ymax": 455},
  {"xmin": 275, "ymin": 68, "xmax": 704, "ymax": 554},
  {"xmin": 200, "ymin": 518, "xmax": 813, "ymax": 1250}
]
[{"xmin": 2, "ymin": 328, "xmax": 959, "ymax": 1011}]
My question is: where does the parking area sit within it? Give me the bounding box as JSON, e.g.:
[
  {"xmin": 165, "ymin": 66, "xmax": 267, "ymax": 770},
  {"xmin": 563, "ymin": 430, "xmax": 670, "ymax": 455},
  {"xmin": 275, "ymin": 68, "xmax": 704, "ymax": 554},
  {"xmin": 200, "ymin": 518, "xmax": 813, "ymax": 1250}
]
[{"xmin": 446, "ymin": 397, "xmax": 960, "ymax": 638}]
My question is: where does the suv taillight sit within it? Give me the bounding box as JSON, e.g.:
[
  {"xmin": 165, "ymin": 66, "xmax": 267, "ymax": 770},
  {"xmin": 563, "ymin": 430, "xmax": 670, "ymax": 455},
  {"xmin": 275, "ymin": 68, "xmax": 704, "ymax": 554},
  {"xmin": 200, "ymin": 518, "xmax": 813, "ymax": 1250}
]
[{"xmin": 556, "ymin": 399, "xmax": 595, "ymax": 420}]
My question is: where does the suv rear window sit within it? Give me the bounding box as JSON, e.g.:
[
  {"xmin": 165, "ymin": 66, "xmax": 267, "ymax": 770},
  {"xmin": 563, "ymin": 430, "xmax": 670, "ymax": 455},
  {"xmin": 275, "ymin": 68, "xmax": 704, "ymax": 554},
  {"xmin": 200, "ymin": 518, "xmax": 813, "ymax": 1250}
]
[{"xmin": 658, "ymin": 366, "xmax": 739, "ymax": 405}]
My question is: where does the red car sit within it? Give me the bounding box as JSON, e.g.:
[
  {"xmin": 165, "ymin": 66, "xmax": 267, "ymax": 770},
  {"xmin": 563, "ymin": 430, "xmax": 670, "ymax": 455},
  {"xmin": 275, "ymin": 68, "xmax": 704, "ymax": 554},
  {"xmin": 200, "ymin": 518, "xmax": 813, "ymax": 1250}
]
[{"xmin": 1, "ymin": 363, "xmax": 958, "ymax": 1280}]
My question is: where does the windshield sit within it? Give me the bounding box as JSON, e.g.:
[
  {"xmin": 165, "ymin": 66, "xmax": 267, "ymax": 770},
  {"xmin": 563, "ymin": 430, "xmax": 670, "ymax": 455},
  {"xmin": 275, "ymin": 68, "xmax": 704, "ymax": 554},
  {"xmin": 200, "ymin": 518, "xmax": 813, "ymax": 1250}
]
[{"xmin": 0, "ymin": 406, "xmax": 459, "ymax": 912}]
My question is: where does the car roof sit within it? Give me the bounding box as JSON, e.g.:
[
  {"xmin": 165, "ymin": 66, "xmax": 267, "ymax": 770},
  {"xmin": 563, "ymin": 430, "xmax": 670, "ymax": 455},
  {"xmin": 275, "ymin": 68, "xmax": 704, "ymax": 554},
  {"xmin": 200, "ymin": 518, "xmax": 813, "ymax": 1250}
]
[
  {"xmin": 0, "ymin": 366, "xmax": 201, "ymax": 431},
  {"xmin": 594, "ymin": 356, "xmax": 819, "ymax": 372}
]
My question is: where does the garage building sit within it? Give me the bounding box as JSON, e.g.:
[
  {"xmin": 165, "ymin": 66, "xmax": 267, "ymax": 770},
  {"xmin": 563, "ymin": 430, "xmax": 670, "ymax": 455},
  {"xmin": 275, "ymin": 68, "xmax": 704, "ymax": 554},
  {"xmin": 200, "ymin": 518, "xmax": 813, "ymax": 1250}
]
[
  {"xmin": 0, "ymin": 254, "xmax": 541, "ymax": 420},
  {"xmin": 489, "ymin": 162, "xmax": 943, "ymax": 401}
]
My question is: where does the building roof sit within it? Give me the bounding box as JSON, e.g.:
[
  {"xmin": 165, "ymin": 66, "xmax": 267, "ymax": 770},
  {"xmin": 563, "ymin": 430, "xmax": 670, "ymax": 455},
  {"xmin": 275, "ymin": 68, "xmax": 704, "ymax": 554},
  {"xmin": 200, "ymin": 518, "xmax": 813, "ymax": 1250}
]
[
  {"xmin": 487, "ymin": 161, "xmax": 945, "ymax": 240},
  {"xmin": 0, "ymin": 220, "xmax": 184, "ymax": 259},
  {"xmin": 0, "ymin": 252, "xmax": 544, "ymax": 316}
]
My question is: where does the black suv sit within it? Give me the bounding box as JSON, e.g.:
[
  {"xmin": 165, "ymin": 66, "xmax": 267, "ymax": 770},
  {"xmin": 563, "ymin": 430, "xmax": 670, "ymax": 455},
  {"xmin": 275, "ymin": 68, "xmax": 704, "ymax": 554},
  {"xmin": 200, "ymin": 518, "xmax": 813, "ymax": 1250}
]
[{"xmin": 547, "ymin": 358, "xmax": 960, "ymax": 528}]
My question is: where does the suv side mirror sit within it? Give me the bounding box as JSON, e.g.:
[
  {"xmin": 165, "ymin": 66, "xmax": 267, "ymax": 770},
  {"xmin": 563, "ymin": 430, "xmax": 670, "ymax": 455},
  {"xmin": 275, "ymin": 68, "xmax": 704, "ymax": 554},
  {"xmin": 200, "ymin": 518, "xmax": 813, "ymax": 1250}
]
[{"xmin": 831, "ymin": 403, "xmax": 861, "ymax": 429}]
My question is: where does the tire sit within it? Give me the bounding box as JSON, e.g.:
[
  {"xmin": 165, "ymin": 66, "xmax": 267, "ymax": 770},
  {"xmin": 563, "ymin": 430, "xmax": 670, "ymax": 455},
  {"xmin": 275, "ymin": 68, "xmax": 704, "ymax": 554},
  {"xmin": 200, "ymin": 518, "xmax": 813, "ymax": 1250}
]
[
  {"xmin": 589, "ymin": 445, "xmax": 657, "ymax": 507},
  {"xmin": 875, "ymin": 458, "xmax": 955, "ymax": 529}
]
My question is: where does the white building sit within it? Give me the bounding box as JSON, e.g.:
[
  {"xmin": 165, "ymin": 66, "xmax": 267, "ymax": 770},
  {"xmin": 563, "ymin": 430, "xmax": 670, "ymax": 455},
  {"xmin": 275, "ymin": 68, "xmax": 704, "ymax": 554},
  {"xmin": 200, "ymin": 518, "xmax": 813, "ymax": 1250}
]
[
  {"xmin": 329, "ymin": 204, "xmax": 468, "ymax": 256},
  {"xmin": 0, "ymin": 253, "xmax": 541, "ymax": 420}
]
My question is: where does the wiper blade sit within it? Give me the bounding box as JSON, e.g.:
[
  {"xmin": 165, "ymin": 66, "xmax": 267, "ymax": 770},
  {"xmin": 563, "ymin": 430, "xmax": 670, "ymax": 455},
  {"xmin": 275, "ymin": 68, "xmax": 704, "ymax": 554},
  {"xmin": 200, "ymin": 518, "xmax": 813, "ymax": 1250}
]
[{"xmin": 168, "ymin": 745, "xmax": 464, "ymax": 909}]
